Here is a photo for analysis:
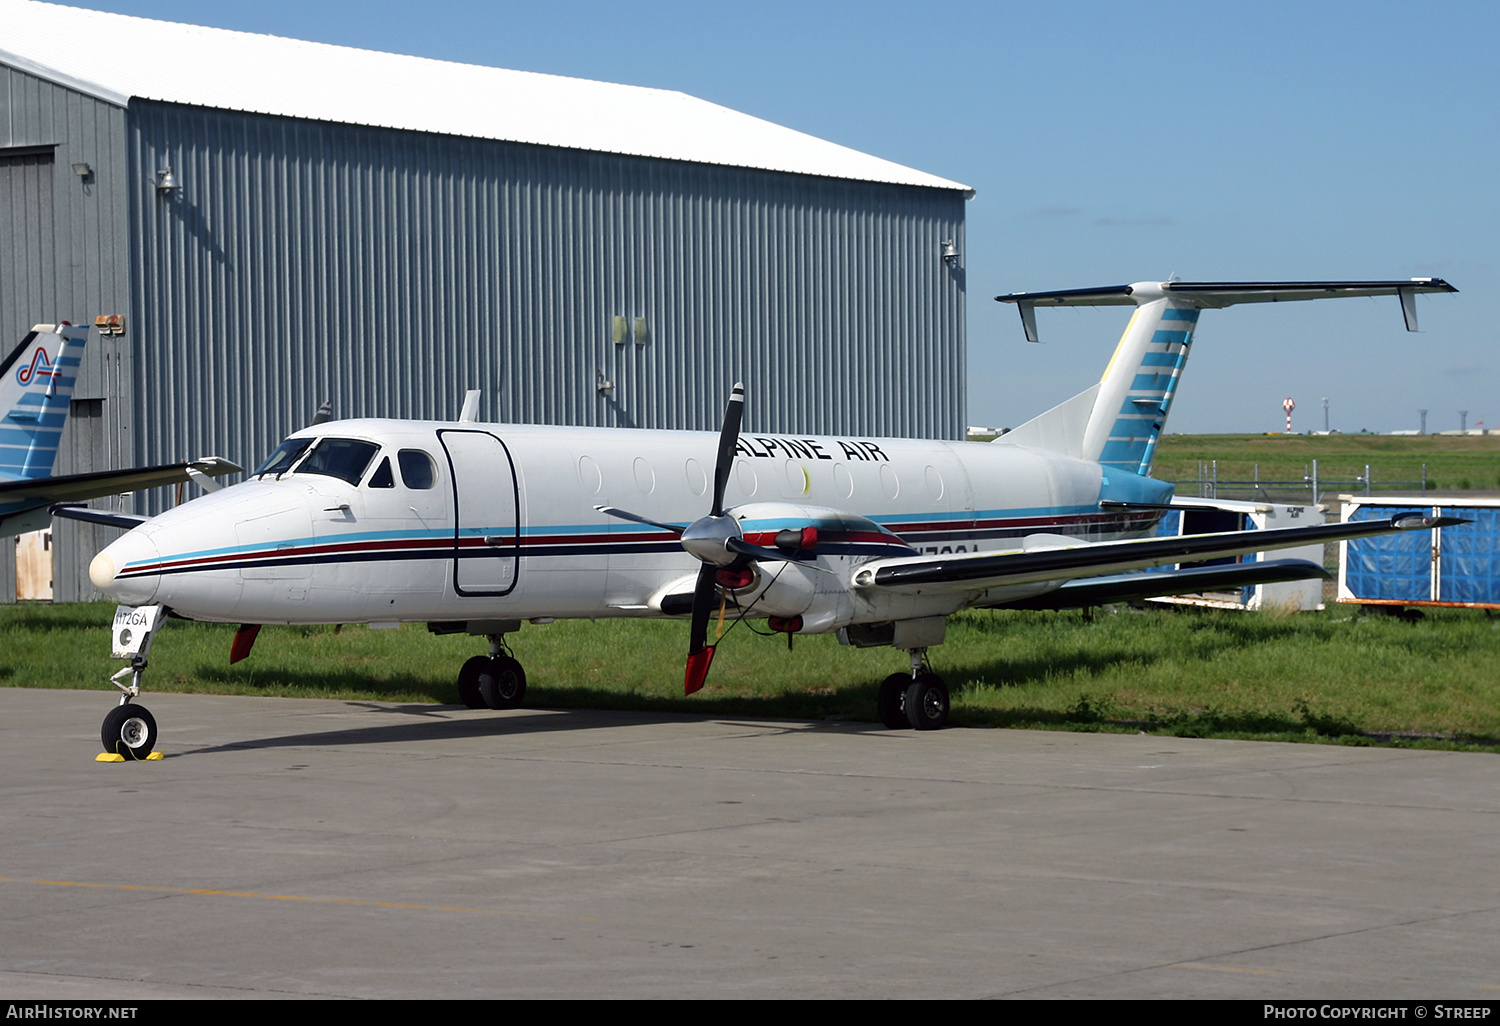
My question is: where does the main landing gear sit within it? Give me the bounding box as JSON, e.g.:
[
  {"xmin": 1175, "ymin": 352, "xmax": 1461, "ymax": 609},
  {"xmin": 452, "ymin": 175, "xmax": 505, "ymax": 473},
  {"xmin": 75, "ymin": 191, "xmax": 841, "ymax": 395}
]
[
  {"xmin": 455, "ymin": 629, "xmax": 527, "ymax": 710},
  {"xmin": 427, "ymin": 619, "xmax": 530, "ymax": 712},
  {"xmin": 877, "ymin": 647, "xmax": 949, "ymax": 731}
]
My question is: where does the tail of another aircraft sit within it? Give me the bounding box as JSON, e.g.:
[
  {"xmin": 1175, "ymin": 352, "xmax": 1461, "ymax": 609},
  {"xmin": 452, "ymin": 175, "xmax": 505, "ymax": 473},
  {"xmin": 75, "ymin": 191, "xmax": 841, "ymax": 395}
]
[
  {"xmin": 0, "ymin": 323, "xmax": 91, "ymax": 482},
  {"xmin": 994, "ymin": 278, "xmax": 1458, "ymax": 476}
]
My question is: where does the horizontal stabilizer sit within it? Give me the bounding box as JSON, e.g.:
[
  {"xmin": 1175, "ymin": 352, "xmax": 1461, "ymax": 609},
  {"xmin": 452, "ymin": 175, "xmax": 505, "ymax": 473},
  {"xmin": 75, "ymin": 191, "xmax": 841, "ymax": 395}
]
[
  {"xmin": 995, "ymin": 278, "xmax": 1458, "ymax": 342},
  {"xmin": 1001, "ymin": 558, "xmax": 1329, "ymax": 610}
]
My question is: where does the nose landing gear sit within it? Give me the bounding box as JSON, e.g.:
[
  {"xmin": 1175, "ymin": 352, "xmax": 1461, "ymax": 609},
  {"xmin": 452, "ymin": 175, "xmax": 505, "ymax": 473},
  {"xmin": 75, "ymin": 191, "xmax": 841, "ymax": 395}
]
[{"xmin": 98, "ymin": 605, "xmax": 169, "ymax": 762}]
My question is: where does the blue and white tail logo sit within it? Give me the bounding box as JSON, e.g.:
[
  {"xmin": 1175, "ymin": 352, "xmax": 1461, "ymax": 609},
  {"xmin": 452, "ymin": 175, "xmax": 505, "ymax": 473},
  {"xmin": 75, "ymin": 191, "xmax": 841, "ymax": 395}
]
[
  {"xmin": 1086, "ymin": 299, "xmax": 1198, "ymax": 475},
  {"xmin": 0, "ymin": 324, "xmax": 90, "ymax": 481}
]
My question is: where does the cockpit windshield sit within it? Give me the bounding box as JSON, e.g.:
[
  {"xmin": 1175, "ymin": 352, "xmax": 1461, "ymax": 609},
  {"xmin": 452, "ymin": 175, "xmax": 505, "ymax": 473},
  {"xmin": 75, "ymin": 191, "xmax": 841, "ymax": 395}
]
[
  {"xmin": 253, "ymin": 437, "xmax": 314, "ymax": 477},
  {"xmin": 292, "ymin": 438, "xmax": 381, "ymax": 486}
]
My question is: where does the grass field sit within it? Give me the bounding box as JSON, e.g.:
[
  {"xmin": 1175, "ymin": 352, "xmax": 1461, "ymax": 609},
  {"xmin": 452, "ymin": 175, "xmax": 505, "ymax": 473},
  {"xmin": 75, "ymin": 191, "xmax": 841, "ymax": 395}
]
[
  {"xmin": 1153, "ymin": 432, "xmax": 1500, "ymax": 494},
  {"xmin": 5, "ymin": 600, "xmax": 1497, "ymax": 752}
]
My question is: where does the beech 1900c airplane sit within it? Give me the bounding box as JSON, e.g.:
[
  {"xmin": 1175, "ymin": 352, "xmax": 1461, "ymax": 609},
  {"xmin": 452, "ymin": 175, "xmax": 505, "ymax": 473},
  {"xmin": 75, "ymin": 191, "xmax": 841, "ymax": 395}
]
[
  {"xmin": 62, "ymin": 279, "xmax": 1460, "ymax": 758},
  {"xmin": 1, "ymin": 322, "xmax": 240, "ymax": 536}
]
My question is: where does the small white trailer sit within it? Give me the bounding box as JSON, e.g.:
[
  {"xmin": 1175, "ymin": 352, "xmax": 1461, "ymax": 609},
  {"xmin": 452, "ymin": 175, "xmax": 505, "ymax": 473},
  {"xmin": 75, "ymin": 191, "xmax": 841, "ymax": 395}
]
[{"xmin": 1148, "ymin": 498, "xmax": 1327, "ymax": 612}]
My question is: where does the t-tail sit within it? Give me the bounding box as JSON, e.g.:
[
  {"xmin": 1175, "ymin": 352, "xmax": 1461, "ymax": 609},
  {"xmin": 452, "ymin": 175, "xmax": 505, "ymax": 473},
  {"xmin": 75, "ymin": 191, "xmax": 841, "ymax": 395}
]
[
  {"xmin": 0, "ymin": 323, "xmax": 90, "ymax": 482},
  {"xmin": 993, "ymin": 278, "xmax": 1458, "ymax": 476}
]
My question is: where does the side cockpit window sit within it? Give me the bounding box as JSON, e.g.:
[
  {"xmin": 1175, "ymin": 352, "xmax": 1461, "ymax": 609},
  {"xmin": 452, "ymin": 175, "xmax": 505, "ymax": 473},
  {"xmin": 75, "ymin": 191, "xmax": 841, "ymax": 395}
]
[
  {"xmin": 398, "ymin": 449, "xmax": 437, "ymax": 489},
  {"xmin": 367, "ymin": 457, "xmax": 395, "ymax": 489},
  {"xmin": 253, "ymin": 437, "xmax": 314, "ymax": 478},
  {"xmin": 293, "ymin": 438, "xmax": 380, "ymax": 486}
]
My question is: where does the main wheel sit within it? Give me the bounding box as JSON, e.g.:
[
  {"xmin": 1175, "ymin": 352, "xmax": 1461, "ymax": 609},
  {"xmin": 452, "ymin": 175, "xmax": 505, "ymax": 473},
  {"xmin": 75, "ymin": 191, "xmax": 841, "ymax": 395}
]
[
  {"xmin": 457, "ymin": 656, "xmax": 488, "ymax": 709},
  {"xmin": 101, "ymin": 703, "xmax": 158, "ymax": 760},
  {"xmin": 478, "ymin": 655, "xmax": 526, "ymax": 710},
  {"xmin": 878, "ymin": 673, "xmax": 911, "ymax": 730},
  {"xmin": 904, "ymin": 673, "xmax": 949, "ymax": 731}
]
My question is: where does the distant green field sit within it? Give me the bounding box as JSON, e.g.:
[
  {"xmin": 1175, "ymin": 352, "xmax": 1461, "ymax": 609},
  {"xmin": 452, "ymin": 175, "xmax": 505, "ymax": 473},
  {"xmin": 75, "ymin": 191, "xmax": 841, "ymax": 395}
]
[
  {"xmin": 6, "ymin": 601, "xmax": 1497, "ymax": 753},
  {"xmin": 1153, "ymin": 433, "xmax": 1500, "ymax": 494}
]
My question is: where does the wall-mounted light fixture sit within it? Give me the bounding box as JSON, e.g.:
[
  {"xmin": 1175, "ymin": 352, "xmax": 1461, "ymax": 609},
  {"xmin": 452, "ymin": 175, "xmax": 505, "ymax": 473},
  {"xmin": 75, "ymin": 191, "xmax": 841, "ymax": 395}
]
[
  {"xmin": 596, "ymin": 368, "xmax": 615, "ymax": 396},
  {"xmin": 71, "ymin": 162, "xmax": 92, "ymax": 179},
  {"xmin": 941, "ymin": 239, "xmax": 959, "ymax": 266},
  {"xmin": 155, "ymin": 166, "xmax": 181, "ymax": 193},
  {"xmin": 93, "ymin": 314, "xmax": 126, "ymax": 336},
  {"xmin": 611, "ymin": 316, "xmax": 627, "ymax": 345},
  {"xmin": 633, "ymin": 317, "xmax": 648, "ymax": 346}
]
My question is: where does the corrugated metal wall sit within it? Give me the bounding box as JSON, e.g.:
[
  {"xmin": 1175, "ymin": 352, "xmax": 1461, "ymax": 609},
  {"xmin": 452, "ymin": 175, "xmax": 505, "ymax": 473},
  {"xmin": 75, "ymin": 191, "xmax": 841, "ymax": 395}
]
[
  {"xmin": 125, "ymin": 101, "xmax": 966, "ymax": 489},
  {"xmin": 5, "ymin": 76, "xmax": 967, "ymax": 600},
  {"xmin": 1, "ymin": 66, "xmax": 132, "ymax": 602}
]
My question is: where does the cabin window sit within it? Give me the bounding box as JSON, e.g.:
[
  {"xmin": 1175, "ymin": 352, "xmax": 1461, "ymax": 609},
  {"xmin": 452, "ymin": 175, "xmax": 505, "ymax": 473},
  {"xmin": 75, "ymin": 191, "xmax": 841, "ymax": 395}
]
[
  {"xmin": 293, "ymin": 438, "xmax": 380, "ymax": 486},
  {"xmin": 398, "ymin": 449, "xmax": 437, "ymax": 489},
  {"xmin": 367, "ymin": 457, "xmax": 395, "ymax": 489},
  {"xmin": 253, "ymin": 437, "xmax": 313, "ymax": 477}
]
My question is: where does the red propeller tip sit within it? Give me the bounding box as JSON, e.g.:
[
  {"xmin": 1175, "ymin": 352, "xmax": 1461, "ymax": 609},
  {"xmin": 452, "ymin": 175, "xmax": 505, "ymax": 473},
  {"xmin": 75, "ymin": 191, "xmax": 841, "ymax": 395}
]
[
  {"xmin": 230, "ymin": 623, "xmax": 262, "ymax": 664},
  {"xmin": 685, "ymin": 646, "xmax": 716, "ymax": 695}
]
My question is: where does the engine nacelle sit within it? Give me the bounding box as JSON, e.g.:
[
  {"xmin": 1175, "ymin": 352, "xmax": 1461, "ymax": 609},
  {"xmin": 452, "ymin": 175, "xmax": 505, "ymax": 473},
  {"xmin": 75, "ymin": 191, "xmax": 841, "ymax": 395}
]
[{"xmin": 725, "ymin": 502, "xmax": 917, "ymax": 633}]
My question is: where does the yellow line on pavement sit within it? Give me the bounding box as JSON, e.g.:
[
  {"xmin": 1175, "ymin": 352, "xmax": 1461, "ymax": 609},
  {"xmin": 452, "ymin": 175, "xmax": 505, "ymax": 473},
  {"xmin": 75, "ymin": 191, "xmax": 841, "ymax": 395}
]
[{"xmin": 1, "ymin": 876, "xmax": 599, "ymax": 920}]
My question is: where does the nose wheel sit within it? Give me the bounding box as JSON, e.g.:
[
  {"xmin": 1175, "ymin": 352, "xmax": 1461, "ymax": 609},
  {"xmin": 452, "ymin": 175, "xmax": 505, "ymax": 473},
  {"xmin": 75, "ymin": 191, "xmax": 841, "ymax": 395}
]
[{"xmin": 101, "ymin": 702, "xmax": 158, "ymax": 760}]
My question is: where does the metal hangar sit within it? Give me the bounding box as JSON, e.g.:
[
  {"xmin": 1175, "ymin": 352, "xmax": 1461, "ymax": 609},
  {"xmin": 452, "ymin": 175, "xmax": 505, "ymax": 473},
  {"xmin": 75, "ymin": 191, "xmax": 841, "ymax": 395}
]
[{"xmin": 0, "ymin": 0, "xmax": 972, "ymax": 601}]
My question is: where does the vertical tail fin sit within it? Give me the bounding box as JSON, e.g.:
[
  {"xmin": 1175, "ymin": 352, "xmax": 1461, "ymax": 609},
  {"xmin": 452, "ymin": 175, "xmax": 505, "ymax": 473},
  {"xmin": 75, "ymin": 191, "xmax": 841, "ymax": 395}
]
[
  {"xmin": 0, "ymin": 324, "xmax": 91, "ymax": 482},
  {"xmin": 1084, "ymin": 296, "xmax": 1197, "ymax": 475},
  {"xmin": 995, "ymin": 278, "xmax": 1458, "ymax": 476}
]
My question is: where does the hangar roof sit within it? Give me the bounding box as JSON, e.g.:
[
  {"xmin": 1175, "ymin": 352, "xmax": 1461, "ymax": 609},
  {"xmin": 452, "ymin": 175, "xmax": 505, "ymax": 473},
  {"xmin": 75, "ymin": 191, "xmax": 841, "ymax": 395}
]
[{"xmin": 0, "ymin": 1, "xmax": 972, "ymax": 195}]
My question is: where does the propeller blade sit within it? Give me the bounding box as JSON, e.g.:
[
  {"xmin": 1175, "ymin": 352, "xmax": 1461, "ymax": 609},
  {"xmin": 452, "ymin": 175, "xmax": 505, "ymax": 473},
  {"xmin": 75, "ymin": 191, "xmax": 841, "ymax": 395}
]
[
  {"xmin": 594, "ymin": 504, "xmax": 683, "ymax": 535},
  {"xmin": 710, "ymin": 382, "xmax": 744, "ymax": 517},
  {"xmin": 685, "ymin": 382, "xmax": 746, "ymax": 695},
  {"xmin": 685, "ymin": 563, "xmax": 718, "ymax": 694}
]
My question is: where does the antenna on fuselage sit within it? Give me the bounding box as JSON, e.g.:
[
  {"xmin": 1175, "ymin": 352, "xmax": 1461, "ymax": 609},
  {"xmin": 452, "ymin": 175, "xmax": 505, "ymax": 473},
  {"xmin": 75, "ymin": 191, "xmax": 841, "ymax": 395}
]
[{"xmin": 459, "ymin": 390, "xmax": 482, "ymax": 423}]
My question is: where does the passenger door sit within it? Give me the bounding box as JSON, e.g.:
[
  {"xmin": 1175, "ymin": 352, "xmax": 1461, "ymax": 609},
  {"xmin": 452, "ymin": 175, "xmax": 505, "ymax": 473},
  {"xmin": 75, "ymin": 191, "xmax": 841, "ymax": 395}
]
[{"xmin": 438, "ymin": 429, "xmax": 520, "ymax": 596}]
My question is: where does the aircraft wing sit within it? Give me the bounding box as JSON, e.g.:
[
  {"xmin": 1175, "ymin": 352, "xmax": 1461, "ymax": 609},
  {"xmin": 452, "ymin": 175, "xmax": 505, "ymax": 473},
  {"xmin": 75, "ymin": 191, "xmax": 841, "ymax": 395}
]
[
  {"xmin": 999, "ymin": 558, "xmax": 1329, "ymax": 610},
  {"xmin": 0, "ymin": 457, "xmax": 242, "ymax": 504},
  {"xmin": 853, "ymin": 513, "xmax": 1460, "ymax": 595}
]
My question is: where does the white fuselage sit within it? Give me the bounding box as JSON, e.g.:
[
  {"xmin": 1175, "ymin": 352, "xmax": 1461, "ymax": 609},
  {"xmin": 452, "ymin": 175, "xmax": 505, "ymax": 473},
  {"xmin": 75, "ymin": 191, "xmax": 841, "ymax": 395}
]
[{"xmin": 90, "ymin": 419, "xmax": 1169, "ymax": 628}]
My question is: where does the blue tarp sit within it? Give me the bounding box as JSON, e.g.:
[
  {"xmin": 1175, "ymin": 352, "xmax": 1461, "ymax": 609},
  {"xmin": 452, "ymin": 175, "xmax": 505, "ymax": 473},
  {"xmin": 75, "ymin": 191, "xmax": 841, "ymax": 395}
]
[
  {"xmin": 1344, "ymin": 503, "xmax": 1500, "ymax": 605},
  {"xmin": 1343, "ymin": 505, "xmax": 1432, "ymax": 601},
  {"xmin": 1438, "ymin": 506, "xmax": 1500, "ymax": 604}
]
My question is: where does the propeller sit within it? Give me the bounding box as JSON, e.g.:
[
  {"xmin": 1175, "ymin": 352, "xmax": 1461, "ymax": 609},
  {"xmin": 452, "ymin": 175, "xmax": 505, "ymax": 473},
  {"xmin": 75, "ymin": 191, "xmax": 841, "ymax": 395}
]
[{"xmin": 595, "ymin": 382, "xmax": 809, "ymax": 695}]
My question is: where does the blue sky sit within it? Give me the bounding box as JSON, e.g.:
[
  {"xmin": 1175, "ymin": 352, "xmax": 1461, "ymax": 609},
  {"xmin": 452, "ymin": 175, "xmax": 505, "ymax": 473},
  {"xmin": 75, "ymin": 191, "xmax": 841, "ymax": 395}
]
[{"xmin": 63, "ymin": 0, "xmax": 1498, "ymax": 434}]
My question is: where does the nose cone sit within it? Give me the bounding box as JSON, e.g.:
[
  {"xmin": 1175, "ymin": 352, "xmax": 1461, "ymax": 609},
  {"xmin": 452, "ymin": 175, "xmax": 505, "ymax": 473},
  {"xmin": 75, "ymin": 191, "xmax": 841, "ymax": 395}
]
[{"xmin": 92, "ymin": 531, "xmax": 161, "ymax": 605}]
